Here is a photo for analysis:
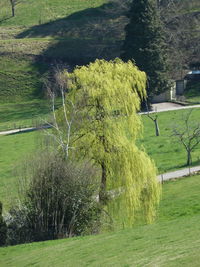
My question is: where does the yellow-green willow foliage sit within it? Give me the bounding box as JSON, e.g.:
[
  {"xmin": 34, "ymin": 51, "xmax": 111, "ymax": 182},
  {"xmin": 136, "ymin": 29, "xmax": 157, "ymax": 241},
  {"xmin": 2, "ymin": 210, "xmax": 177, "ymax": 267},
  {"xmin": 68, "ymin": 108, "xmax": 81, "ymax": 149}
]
[{"xmin": 58, "ymin": 58, "xmax": 161, "ymax": 228}]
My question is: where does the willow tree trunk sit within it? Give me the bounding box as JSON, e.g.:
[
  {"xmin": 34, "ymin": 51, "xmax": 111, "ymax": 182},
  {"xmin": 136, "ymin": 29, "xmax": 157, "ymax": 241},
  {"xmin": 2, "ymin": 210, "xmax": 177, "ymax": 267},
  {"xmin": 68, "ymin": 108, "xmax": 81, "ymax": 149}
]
[{"xmin": 99, "ymin": 162, "xmax": 107, "ymax": 203}]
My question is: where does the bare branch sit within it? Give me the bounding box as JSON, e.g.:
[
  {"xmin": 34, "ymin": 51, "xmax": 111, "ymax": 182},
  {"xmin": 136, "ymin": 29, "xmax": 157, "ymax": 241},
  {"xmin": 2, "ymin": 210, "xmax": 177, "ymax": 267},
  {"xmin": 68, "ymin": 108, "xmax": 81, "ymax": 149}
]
[{"xmin": 171, "ymin": 109, "xmax": 200, "ymax": 166}]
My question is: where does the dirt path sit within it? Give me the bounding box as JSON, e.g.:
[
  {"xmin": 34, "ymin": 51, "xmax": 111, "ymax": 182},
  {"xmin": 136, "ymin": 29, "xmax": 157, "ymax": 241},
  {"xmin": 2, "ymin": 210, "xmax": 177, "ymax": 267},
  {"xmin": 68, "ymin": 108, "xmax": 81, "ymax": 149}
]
[
  {"xmin": 152, "ymin": 102, "xmax": 200, "ymax": 112},
  {"xmin": 0, "ymin": 125, "xmax": 51, "ymax": 136},
  {"xmin": 141, "ymin": 102, "xmax": 200, "ymax": 114},
  {"xmin": 157, "ymin": 165, "xmax": 200, "ymax": 182}
]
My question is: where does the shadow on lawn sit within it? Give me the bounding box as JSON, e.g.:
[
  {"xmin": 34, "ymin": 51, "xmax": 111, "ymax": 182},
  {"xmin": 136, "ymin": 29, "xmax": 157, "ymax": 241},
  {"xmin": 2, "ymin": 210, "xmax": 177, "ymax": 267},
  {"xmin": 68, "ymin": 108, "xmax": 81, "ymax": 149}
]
[
  {"xmin": 0, "ymin": 101, "xmax": 52, "ymax": 124},
  {"xmin": 17, "ymin": 3, "xmax": 126, "ymax": 65}
]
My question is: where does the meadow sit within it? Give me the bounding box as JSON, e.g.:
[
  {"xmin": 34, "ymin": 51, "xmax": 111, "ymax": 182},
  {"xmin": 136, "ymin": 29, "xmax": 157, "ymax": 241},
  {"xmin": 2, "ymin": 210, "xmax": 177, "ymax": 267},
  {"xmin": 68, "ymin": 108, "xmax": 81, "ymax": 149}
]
[
  {"xmin": 0, "ymin": 131, "xmax": 39, "ymax": 209},
  {"xmin": 0, "ymin": 1, "xmax": 200, "ymax": 264},
  {"xmin": 0, "ymin": 99, "xmax": 62, "ymax": 131},
  {"xmin": 0, "ymin": 0, "xmax": 199, "ymax": 105},
  {"xmin": 0, "ymin": 0, "xmax": 107, "ymax": 27},
  {"xmin": 140, "ymin": 108, "xmax": 200, "ymax": 173},
  {"xmin": 1, "ymin": 174, "xmax": 200, "ymax": 266},
  {"xmin": 1, "ymin": 107, "xmax": 200, "ymax": 209}
]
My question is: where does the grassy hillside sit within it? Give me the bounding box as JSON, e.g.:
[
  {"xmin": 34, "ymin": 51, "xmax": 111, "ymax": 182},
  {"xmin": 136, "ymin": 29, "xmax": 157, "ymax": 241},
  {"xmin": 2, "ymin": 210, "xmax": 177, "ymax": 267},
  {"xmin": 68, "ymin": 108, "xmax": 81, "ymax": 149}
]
[
  {"xmin": 0, "ymin": 131, "xmax": 39, "ymax": 208},
  {"xmin": 140, "ymin": 107, "xmax": 200, "ymax": 173},
  {"xmin": 1, "ymin": 174, "xmax": 200, "ymax": 266},
  {"xmin": 1, "ymin": 107, "xmax": 200, "ymax": 209},
  {"xmin": 0, "ymin": 0, "xmax": 199, "ymax": 103},
  {"xmin": 0, "ymin": 55, "xmax": 49, "ymax": 102},
  {"xmin": 0, "ymin": 99, "xmax": 62, "ymax": 131},
  {"xmin": 0, "ymin": 0, "xmax": 107, "ymax": 26}
]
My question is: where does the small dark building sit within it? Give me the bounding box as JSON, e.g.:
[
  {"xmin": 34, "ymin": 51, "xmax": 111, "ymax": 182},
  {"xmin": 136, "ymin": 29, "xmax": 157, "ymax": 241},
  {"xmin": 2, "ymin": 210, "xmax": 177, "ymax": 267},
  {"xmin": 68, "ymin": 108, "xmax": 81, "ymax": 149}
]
[{"xmin": 184, "ymin": 70, "xmax": 200, "ymax": 81}]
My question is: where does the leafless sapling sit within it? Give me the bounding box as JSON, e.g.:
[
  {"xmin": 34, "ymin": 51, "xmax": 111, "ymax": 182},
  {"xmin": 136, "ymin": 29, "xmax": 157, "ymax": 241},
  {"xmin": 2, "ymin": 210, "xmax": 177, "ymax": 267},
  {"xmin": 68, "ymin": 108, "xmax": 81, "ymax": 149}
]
[
  {"xmin": 172, "ymin": 109, "xmax": 200, "ymax": 166},
  {"xmin": 44, "ymin": 68, "xmax": 76, "ymax": 159},
  {"xmin": 145, "ymin": 104, "xmax": 160, "ymax": 136},
  {"xmin": 9, "ymin": 0, "xmax": 20, "ymax": 17}
]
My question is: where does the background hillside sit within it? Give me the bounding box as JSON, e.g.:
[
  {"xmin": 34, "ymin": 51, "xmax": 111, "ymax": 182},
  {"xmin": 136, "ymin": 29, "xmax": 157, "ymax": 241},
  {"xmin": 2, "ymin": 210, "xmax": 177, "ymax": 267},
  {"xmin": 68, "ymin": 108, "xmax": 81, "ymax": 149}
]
[{"xmin": 0, "ymin": 0, "xmax": 199, "ymax": 102}]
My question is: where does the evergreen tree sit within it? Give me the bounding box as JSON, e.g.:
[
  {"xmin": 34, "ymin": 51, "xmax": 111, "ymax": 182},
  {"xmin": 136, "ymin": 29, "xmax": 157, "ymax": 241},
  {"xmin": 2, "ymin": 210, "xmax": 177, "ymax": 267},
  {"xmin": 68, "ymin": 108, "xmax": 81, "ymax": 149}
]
[
  {"xmin": 121, "ymin": 0, "xmax": 169, "ymax": 98},
  {"xmin": 57, "ymin": 59, "xmax": 161, "ymax": 228}
]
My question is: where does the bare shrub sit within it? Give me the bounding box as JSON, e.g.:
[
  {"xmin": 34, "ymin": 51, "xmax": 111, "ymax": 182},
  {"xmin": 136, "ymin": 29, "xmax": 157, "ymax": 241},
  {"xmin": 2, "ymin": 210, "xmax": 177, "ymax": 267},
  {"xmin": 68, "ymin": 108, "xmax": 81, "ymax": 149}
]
[{"xmin": 6, "ymin": 151, "xmax": 101, "ymax": 245}]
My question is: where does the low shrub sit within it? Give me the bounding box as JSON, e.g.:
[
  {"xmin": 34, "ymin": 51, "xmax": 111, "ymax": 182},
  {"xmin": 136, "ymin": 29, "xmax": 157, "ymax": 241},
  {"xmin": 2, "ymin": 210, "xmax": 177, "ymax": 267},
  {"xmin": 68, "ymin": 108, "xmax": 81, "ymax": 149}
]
[{"xmin": 6, "ymin": 152, "xmax": 101, "ymax": 245}]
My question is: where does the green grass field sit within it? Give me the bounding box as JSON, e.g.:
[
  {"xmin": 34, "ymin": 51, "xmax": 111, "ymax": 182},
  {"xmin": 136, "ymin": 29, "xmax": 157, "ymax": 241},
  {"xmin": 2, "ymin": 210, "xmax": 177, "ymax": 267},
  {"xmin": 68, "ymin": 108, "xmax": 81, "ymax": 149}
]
[
  {"xmin": 0, "ymin": 1, "xmax": 200, "ymax": 265},
  {"xmin": 1, "ymin": 174, "xmax": 200, "ymax": 266},
  {"xmin": 0, "ymin": 0, "xmax": 121, "ymax": 102},
  {"xmin": 0, "ymin": 0, "xmax": 199, "ymax": 103},
  {"xmin": 0, "ymin": 99, "xmax": 61, "ymax": 131},
  {"xmin": 0, "ymin": 0, "xmax": 106, "ymax": 27},
  {"xmin": 141, "ymin": 108, "xmax": 200, "ymax": 173},
  {"xmin": 1, "ymin": 107, "xmax": 200, "ymax": 209},
  {"xmin": 0, "ymin": 54, "xmax": 48, "ymax": 102},
  {"xmin": 0, "ymin": 131, "xmax": 39, "ymax": 208}
]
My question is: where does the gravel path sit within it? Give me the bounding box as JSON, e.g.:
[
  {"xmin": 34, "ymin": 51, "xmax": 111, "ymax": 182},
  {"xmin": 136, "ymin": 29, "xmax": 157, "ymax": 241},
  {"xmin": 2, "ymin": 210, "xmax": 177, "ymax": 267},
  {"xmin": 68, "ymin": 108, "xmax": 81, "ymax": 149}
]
[
  {"xmin": 152, "ymin": 102, "xmax": 200, "ymax": 112},
  {"xmin": 141, "ymin": 102, "xmax": 200, "ymax": 114},
  {"xmin": 0, "ymin": 125, "xmax": 51, "ymax": 136},
  {"xmin": 157, "ymin": 165, "xmax": 200, "ymax": 182}
]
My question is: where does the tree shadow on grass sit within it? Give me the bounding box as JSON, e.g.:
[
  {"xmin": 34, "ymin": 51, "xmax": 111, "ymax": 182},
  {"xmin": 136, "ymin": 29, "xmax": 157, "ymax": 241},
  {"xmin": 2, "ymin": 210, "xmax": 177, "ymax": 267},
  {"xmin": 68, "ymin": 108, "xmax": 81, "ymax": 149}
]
[
  {"xmin": 0, "ymin": 15, "xmax": 12, "ymax": 24},
  {"xmin": 17, "ymin": 3, "xmax": 126, "ymax": 65}
]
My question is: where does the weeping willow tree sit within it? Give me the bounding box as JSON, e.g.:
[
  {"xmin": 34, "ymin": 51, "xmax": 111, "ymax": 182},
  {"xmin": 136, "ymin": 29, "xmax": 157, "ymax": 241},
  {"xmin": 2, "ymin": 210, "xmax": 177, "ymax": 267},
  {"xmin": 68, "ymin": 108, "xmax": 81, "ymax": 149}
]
[{"xmin": 56, "ymin": 58, "xmax": 161, "ymax": 228}]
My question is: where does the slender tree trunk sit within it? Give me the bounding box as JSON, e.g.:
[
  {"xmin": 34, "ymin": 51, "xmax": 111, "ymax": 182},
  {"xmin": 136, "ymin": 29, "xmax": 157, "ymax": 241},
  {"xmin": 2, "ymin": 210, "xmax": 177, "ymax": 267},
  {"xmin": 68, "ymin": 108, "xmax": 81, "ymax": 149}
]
[
  {"xmin": 154, "ymin": 119, "xmax": 160, "ymax": 136},
  {"xmin": 11, "ymin": 5, "xmax": 15, "ymax": 17},
  {"xmin": 186, "ymin": 150, "xmax": 192, "ymax": 166},
  {"xmin": 99, "ymin": 162, "xmax": 107, "ymax": 203},
  {"xmin": 9, "ymin": 0, "xmax": 15, "ymax": 17}
]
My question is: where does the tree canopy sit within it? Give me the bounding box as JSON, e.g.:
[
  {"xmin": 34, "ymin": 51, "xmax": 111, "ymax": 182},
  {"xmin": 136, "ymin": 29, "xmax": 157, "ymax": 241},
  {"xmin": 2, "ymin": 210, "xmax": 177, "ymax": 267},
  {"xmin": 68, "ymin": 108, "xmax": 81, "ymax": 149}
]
[
  {"xmin": 57, "ymin": 58, "xmax": 161, "ymax": 228},
  {"xmin": 121, "ymin": 0, "xmax": 169, "ymax": 97}
]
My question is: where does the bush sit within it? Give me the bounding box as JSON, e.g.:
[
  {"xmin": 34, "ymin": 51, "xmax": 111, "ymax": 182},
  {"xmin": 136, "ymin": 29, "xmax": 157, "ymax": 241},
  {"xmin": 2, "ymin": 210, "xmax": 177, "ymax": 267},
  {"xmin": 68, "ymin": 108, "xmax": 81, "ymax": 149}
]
[
  {"xmin": 6, "ymin": 152, "xmax": 101, "ymax": 245},
  {"xmin": 0, "ymin": 201, "xmax": 7, "ymax": 246}
]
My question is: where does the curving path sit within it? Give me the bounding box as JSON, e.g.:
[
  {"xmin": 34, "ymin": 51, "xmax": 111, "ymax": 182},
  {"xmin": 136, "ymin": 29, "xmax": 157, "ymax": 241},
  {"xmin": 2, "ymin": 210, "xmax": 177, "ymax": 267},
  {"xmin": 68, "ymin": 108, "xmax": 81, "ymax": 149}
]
[
  {"xmin": 140, "ymin": 102, "xmax": 200, "ymax": 115},
  {"xmin": 157, "ymin": 165, "xmax": 200, "ymax": 182},
  {"xmin": 0, "ymin": 124, "xmax": 51, "ymax": 136}
]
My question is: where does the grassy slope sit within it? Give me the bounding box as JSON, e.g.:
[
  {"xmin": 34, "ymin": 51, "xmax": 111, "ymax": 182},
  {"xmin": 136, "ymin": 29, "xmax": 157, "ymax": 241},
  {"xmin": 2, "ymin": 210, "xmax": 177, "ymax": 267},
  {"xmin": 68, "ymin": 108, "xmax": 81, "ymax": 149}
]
[
  {"xmin": 0, "ymin": 55, "xmax": 49, "ymax": 102},
  {"xmin": 0, "ymin": 0, "xmax": 198, "ymax": 109},
  {"xmin": 0, "ymin": 131, "xmax": 39, "ymax": 208},
  {"xmin": 1, "ymin": 107, "xmax": 200, "ymax": 209},
  {"xmin": 0, "ymin": 0, "xmax": 113, "ymax": 132},
  {"xmin": 0, "ymin": 0, "xmax": 107, "ymax": 26},
  {"xmin": 0, "ymin": 99, "xmax": 62, "ymax": 131},
  {"xmin": 1, "ymin": 175, "xmax": 200, "ymax": 266},
  {"xmin": 141, "ymin": 108, "xmax": 200, "ymax": 173}
]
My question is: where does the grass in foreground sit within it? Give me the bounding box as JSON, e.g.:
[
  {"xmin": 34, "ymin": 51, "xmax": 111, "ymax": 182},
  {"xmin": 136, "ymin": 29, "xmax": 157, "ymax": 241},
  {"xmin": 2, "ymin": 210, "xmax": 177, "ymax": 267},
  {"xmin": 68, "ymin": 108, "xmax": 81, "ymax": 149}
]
[
  {"xmin": 0, "ymin": 131, "xmax": 39, "ymax": 208},
  {"xmin": 1, "ymin": 175, "xmax": 200, "ymax": 266}
]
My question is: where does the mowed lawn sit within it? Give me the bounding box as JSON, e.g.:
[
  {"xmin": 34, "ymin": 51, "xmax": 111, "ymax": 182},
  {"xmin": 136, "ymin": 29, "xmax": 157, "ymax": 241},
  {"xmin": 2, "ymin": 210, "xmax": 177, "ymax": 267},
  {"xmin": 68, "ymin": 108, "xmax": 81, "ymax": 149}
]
[
  {"xmin": 1, "ymin": 175, "xmax": 200, "ymax": 266},
  {"xmin": 1, "ymin": 107, "xmax": 200, "ymax": 208},
  {"xmin": 0, "ymin": 0, "xmax": 106, "ymax": 27},
  {"xmin": 0, "ymin": 131, "xmax": 39, "ymax": 208},
  {"xmin": 140, "ymin": 108, "xmax": 200, "ymax": 173},
  {"xmin": 0, "ymin": 99, "xmax": 61, "ymax": 131}
]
